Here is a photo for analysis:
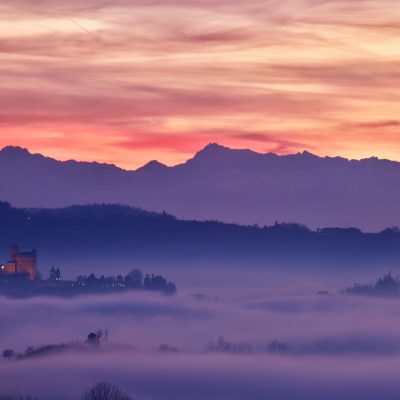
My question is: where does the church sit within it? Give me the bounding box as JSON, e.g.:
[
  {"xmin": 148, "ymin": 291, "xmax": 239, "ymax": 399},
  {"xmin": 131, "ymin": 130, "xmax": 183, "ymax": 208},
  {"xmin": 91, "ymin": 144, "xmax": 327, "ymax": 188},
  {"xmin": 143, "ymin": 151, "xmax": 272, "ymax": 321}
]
[{"xmin": 1, "ymin": 245, "xmax": 37, "ymax": 280}]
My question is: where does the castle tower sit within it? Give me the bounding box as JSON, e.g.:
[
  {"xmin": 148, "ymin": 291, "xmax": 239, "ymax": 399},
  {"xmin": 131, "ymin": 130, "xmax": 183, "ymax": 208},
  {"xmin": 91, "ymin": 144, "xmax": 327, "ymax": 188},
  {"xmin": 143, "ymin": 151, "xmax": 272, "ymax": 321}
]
[
  {"xmin": 10, "ymin": 245, "xmax": 19, "ymax": 262},
  {"xmin": 3, "ymin": 246, "xmax": 37, "ymax": 279},
  {"xmin": 15, "ymin": 247, "xmax": 37, "ymax": 279},
  {"xmin": 50, "ymin": 266, "xmax": 56, "ymax": 281}
]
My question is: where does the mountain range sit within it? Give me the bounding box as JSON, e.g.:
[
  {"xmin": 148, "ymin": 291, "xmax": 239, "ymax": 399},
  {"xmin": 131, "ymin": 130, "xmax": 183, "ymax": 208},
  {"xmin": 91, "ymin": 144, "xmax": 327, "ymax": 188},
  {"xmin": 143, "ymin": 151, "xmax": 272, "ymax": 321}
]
[{"xmin": 0, "ymin": 144, "xmax": 399, "ymax": 231}]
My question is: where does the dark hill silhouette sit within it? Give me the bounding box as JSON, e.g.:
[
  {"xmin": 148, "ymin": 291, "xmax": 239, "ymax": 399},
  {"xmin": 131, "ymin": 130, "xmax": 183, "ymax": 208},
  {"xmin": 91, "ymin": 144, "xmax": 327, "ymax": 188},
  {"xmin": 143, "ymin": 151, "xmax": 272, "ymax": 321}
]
[
  {"xmin": 1, "ymin": 144, "xmax": 400, "ymax": 231},
  {"xmin": 0, "ymin": 202, "xmax": 400, "ymax": 276}
]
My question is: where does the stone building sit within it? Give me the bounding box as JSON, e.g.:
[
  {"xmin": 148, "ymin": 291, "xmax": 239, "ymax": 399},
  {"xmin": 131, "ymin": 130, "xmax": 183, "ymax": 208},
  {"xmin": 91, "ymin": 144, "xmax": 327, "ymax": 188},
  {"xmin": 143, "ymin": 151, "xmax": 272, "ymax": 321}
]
[{"xmin": 2, "ymin": 245, "xmax": 37, "ymax": 280}]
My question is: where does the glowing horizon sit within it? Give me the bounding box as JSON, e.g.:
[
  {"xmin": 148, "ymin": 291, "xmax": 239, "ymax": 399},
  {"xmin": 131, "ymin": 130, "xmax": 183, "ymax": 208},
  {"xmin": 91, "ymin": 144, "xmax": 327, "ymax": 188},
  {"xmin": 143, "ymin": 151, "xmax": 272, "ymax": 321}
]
[
  {"xmin": 2, "ymin": 142, "xmax": 400, "ymax": 172},
  {"xmin": 1, "ymin": 0, "xmax": 400, "ymax": 169}
]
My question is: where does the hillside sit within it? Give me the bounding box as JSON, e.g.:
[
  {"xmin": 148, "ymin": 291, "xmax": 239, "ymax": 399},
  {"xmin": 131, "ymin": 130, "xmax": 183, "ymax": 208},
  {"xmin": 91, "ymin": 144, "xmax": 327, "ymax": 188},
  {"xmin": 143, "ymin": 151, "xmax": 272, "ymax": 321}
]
[{"xmin": 0, "ymin": 202, "xmax": 399, "ymax": 276}]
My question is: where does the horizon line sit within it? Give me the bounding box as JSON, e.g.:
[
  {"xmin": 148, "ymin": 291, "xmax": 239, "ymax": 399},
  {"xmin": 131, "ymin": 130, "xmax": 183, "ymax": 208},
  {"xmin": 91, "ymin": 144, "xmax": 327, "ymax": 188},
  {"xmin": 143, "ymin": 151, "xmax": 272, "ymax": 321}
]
[{"xmin": 0, "ymin": 143, "xmax": 393, "ymax": 173}]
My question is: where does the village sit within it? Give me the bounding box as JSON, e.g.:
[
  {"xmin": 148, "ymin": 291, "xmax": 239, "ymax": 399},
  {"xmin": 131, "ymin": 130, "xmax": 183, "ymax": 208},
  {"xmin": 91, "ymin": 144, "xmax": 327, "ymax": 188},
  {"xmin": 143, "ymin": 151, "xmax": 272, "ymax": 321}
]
[{"xmin": 0, "ymin": 245, "xmax": 177, "ymax": 297}]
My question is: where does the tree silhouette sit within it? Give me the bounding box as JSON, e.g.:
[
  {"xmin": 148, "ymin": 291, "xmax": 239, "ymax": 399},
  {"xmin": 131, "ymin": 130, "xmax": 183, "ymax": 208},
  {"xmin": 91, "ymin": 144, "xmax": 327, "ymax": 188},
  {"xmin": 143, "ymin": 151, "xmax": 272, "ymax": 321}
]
[
  {"xmin": 82, "ymin": 382, "xmax": 133, "ymax": 400},
  {"xmin": 126, "ymin": 269, "xmax": 143, "ymax": 287},
  {"xmin": 2, "ymin": 349, "xmax": 14, "ymax": 360},
  {"xmin": 268, "ymin": 340, "xmax": 289, "ymax": 354},
  {"xmin": 86, "ymin": 331, "xmax": 103, "ymax": 346}
]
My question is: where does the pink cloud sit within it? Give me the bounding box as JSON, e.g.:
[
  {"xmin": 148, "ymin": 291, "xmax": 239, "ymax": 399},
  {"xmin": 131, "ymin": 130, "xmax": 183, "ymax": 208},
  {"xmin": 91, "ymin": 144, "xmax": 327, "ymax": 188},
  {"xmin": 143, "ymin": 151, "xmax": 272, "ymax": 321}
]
[{"xmin": 1, "ymin": 0, "xmax": 399, "ymax": 166}]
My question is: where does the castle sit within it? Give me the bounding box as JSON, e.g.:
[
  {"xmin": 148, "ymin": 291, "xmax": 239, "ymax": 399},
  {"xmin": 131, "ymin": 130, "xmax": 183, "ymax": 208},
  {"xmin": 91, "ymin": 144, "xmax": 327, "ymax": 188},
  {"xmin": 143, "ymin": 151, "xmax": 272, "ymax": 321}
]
[{"xmin": 1, "ymin": 245, "xmax": 37, "ymax": 280}]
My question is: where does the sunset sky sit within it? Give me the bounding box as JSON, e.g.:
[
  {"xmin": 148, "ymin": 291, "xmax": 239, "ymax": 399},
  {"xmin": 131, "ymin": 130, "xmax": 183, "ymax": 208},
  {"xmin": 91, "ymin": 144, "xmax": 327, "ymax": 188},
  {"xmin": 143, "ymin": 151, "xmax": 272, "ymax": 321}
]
[{"xmin": 1, "ymin": 0, "xmax": 399, "ymax": 169}]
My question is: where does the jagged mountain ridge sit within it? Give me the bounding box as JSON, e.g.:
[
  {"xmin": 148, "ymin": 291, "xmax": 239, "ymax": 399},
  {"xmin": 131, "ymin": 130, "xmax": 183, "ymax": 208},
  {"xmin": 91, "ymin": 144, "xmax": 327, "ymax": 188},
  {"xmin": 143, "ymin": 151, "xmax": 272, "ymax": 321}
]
[{"xmin": 0, "ymin": 144, "xmax": 399, "ymax": 231}]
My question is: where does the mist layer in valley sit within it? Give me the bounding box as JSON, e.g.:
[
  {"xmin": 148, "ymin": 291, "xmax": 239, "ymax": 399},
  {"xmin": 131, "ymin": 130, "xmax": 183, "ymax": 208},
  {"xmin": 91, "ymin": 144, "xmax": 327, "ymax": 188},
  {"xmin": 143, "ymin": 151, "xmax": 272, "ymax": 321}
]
[
  {"xmin": 1, "ymin": 167, "xmax": 400, "ymax": 398},
  {"xmin": 3, "ymin": 275, "xmax": 400, "ymax": 400}
]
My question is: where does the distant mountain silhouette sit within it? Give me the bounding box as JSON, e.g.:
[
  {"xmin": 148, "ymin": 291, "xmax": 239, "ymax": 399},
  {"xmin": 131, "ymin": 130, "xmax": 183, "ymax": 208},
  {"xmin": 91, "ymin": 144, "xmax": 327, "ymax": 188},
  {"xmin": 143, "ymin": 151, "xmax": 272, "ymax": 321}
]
[{"xmin": 1, "ymin": 144, "xmax": 399, "ymax": 231}]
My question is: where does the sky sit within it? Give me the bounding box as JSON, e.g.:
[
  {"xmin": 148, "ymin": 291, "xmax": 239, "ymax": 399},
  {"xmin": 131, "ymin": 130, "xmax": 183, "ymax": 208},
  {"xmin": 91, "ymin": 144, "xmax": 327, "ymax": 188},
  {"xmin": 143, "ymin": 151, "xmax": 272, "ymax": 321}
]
[{"xmin": 1, "ymin": 0, "xmax": 399, "ymax": 169}]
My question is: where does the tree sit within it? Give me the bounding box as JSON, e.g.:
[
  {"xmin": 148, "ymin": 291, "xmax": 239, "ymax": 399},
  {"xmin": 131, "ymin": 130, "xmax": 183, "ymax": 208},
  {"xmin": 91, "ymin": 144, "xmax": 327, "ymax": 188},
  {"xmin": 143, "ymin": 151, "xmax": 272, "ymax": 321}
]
[
  {"xmin": 86, "ymin": 331, "xmax": 103, "ymax": 346},
  {"xmin": 208, "ymin": 336, "xmax": 252, "ymax": 354},
  {"xmin": 268, "ymin": 340, "xmax": 289, "ymax": 354},
  {"xmin": 126, "ymin": 269, "xmax": 143, "ymax": 287},
  {"xmin": 374, "ymin": 272, "xmax": 399, "ymax": 295},
  {"xmin": 82, "ymin": 382, "xmax": 133, "ymax": 400},
  {"xmin": 87, "ymin": 273, "xmax": 97, "ymax": 286},
  {"xmin": 2, "ymin": 349, "xmax": 14, "ymax": 360},
  {"xmin": 116, "ymin": 275, "xmax": 124, "ymax": 287},
  {"xmin": 25, "ymin": 347, "xmax": 35, "ymax": 356}
]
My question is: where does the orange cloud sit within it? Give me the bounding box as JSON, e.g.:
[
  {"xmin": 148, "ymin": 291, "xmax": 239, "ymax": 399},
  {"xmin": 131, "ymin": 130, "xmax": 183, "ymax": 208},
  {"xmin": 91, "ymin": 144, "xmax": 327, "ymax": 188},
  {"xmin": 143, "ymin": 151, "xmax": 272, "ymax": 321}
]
[{"xmin": 0, "ymin": 0, "xmax": 400, "ymax": 168}]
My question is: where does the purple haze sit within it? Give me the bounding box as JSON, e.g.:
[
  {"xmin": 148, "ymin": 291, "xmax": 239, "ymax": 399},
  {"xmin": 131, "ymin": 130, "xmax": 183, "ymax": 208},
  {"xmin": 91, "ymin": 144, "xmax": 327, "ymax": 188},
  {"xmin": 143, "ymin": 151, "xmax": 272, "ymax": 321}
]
[
  {"xmin": 2, "ymin": 274, "xmax": 400, "ymax": 399},
  {"xmin": 1, "ymin": 144, "xmax": 400, "ymax": 231}
]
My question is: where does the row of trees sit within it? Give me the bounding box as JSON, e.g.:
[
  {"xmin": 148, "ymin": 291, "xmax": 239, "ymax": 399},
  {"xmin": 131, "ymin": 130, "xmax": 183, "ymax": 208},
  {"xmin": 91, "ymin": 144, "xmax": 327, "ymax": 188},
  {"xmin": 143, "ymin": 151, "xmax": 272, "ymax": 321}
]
[
  {"xmin": 74, "ymin": 269, "xmax": 176, "ymax": 295},
  {"xmin": 345, "ymin": 272, "xmax": 400, "ymax": 297},
  {"xmin": 3, "ymin": 343, "xmax": 78, "ymax": 361},
  {"xmin": 207, "ymin": 336, "xmax": 289, "ymax": 354},
  {"xmin": 3, "ymin": 333, "xmax": 290, "ymax": 362}
]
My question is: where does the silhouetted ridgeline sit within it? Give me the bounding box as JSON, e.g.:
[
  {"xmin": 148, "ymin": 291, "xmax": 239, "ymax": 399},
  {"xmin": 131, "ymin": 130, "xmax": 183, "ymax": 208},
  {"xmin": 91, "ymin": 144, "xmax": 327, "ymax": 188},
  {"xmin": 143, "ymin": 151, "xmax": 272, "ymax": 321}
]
[
  {"xmin": 0, "ymin": 202, "xmax": 400, "ymax": 272},
  {"xmin": 3, "ymin": 144, "xmax": 400, "ymax": 231},
  {"xmin": 344, "ymin": 272, "xmax": 400, "ymax": 297}
]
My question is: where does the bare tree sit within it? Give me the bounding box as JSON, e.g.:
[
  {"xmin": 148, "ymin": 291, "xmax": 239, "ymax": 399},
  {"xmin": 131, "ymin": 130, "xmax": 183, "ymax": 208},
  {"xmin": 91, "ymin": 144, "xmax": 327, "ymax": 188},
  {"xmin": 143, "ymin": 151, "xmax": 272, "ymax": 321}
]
[{"xmin": 82, "ymin": 382, "xmax": 133, "ymax": 400}]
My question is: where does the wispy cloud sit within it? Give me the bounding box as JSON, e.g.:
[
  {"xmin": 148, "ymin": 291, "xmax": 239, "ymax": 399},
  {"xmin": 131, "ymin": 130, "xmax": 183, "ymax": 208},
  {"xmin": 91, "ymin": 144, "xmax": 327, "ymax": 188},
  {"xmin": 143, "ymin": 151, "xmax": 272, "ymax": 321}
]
[{"xmin": 1, "ymin": 0, "xmax": 399, "ymax": 166}]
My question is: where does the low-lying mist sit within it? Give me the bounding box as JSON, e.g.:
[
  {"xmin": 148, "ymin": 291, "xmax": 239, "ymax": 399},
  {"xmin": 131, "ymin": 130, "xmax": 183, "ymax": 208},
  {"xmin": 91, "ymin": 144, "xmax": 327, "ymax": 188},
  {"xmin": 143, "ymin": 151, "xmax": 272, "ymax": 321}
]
[{"xmin": 2, "ymin": 272, "xmax": 400, "ymax": 399}]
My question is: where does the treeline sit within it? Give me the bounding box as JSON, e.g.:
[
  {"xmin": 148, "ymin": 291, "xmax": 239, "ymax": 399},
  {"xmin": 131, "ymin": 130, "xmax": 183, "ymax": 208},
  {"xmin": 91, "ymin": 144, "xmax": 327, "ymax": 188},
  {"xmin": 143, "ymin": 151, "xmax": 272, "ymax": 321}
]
[
  {"xmin": 2, "ymin": 333, "xmax": 290, "ymax": 364},
  {"xmin": 2, "ymin": 330, "xmax": 131, "ymax": 361},
  {"xmin": 207, "ymin": 336, "xmax": 289, "ymax": 355},
  {"xmin": 1, "ymin": 201, "xmax": 400, "ymax": 267},
  {"xmin": 0, "ymin": 268, "xmax": 177, "ymax": 298},
  {"xmin": 2, "ymin": 344, "xmax": 76, "ymax": 361},
  {"xmin": 74, "ymin": 270, "xmax": 177, "ymax": 295},
  {"xmin": 0, "ymin": 202, "xmax": 170, "ymax": 221},
  {"xmin": 344, "ymin": 272, "xmax": 400, "ymax": 297}
]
